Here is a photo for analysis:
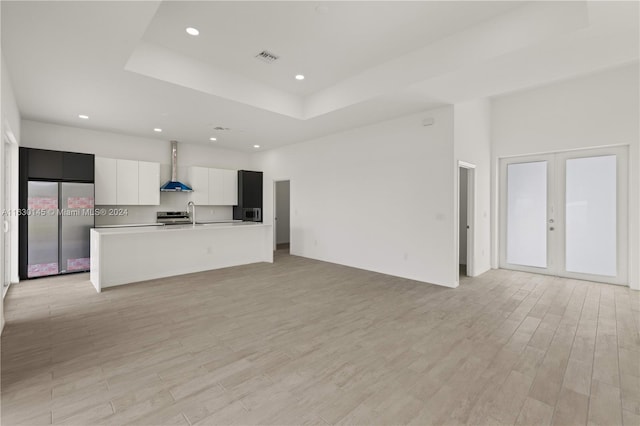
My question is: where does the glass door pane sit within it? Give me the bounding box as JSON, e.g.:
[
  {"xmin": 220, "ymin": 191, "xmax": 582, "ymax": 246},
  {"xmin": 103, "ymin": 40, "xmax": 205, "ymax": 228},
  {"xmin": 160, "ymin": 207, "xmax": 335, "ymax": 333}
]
[
  {"xmin": 565, "ymin": 155, "xmax": 617, "ymax": 276},
  {"xmin": 506, "ymin": 161, "xmax": 548, "ymax": 268}
]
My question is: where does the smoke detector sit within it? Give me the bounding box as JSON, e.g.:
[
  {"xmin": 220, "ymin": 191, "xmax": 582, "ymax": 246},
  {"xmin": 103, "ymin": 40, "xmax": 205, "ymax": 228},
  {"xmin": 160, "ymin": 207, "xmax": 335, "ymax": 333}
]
[{"xmin": 255, "ymin": 50, "xmax": 279, "ymax": 64}]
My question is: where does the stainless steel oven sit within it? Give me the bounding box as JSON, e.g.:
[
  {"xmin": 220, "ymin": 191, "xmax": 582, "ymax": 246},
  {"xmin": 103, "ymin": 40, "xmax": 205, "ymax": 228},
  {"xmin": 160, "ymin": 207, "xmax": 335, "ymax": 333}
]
[{"xmin": 156, "ymin": 211, "xmax": 191, "ymax": 225}]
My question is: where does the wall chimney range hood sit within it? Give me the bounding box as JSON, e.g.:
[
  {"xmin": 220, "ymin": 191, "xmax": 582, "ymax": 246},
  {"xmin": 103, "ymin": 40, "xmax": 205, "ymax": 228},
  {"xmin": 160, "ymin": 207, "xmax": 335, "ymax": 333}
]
[{"xmin": 160, "ymin": 140, "xmax": 193, "ymax": 192}]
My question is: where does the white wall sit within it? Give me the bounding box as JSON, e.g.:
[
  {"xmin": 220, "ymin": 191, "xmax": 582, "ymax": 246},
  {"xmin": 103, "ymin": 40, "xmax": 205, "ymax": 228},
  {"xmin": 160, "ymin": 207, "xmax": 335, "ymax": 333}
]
[
  {"xmin": 253, "ymin": 107, "xmax": 458, "ymax": 288},
  {"xmin": 275, "ymin": 180, "xmax": 290, "ymax": 245},
  {"xmin": 21, "ymin": 120, "xmax": 252, "ymax": 225},
  {"xmin": 453, "ymin": 99, "xmax": 492, "ymax": 279},
  {"xmin": 2, "ymin": 55, "xmax": 20, "ymax": 144},
  {"xmin": 491, "ymin": 63, "xmax": 639, "ymax": 289}
]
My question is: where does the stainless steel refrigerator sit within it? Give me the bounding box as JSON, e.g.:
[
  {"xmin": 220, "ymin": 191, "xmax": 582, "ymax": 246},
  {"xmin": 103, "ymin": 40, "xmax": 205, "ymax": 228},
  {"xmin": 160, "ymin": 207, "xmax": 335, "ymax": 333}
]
[{"xmin": 27, "ymin": 181, "xmax": 94, "ymax": 278}]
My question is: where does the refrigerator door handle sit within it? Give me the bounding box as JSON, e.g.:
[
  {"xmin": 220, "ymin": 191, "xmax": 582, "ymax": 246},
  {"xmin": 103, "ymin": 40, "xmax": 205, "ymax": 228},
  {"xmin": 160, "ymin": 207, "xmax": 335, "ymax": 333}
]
[{"xmin": 3, "ymin": 220, "xmax": 8, "ymax": 233}]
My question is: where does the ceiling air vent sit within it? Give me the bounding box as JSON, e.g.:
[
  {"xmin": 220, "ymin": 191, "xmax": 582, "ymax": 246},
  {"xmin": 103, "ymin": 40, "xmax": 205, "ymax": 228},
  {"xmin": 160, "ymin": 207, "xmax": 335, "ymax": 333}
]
[{"xmin": 255, "ymin": 50, "xmax": 279, "ymax": 64}]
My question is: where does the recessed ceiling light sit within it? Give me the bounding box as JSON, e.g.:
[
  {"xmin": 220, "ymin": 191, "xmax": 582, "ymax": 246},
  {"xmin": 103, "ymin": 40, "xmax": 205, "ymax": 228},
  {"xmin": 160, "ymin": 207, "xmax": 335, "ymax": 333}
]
[
  {"xmin": 210, "ymin": 137, "xmax": 217, "ymax": 141},
  {"xmin": 253, "ymin": 145, "xmax": 260, "ymax": 149},
  {"xmin": 78, "ymin": 114, "xmax": 89, "ymax": 119},
  {"xmin": 154, "ymin": 128, "xmax": 162, "ymax": 132},
  {"xmin": 295, "ymin": 74, "xmax": 305, "ymax": 80},
  {"xmin": 186, "ymin": 27, "xmax": 200, "ymax": 36}
]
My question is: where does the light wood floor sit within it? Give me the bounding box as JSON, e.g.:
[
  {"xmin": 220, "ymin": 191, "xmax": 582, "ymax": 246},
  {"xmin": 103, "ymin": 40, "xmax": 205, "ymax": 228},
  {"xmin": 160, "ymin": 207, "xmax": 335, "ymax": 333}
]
[{"xmin": 2, "ymin": 252, "xmax": 639, "ymax": 425}]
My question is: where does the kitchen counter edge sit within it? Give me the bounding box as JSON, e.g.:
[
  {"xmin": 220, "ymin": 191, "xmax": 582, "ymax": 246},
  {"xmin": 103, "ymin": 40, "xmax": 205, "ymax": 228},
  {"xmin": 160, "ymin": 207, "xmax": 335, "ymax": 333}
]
[{"xmin": 92, "ymin": 222, "xmax": 270, "ymax": 235}]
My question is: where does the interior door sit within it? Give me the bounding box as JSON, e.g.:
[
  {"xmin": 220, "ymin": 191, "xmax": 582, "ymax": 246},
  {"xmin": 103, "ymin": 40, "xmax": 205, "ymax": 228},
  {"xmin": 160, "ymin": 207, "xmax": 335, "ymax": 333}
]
[{"xmin": 500, "ymin": 146, "xmax": 628, "ymax": 285}]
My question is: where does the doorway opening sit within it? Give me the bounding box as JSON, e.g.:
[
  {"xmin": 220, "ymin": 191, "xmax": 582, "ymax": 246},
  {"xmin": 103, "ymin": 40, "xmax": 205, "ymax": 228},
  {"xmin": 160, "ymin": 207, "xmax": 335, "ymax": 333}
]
[
  {"xmin": 458, "ymin": 162, "xmax": 475, "ymax": 280},
  {"xmin": 274, "ymin": 180, "xmax": 290, "ymax": 254}
]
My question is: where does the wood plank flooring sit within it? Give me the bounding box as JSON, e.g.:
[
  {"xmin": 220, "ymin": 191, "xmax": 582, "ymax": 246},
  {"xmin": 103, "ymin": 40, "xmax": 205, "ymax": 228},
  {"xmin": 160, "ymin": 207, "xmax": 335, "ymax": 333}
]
[{"xmin": 2, "ymin": 251, "xmax": 639, "ymax": 425}]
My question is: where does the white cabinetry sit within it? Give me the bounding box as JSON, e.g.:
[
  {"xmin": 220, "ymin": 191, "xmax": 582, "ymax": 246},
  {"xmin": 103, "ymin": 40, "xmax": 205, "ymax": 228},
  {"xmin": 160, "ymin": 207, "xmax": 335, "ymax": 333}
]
[
  {"xmin": 116, "ymin": 159, "xmax": 139, "ymax": 205},
  {"xmin": 188, "ymin": 167, "xmax": 209, "ymax": 205},
  {"xmin": 224, "ymin": 170, "xmax": 238, "ymax": 206},
  {"xmin": 189, "ymin": 167, "xmax": 238, "ymax": 205},
  {"xmin": 221, "ymin": 169, "xmax": 238, "ymax": 205},
  {"xmin": 208, "ymin": 169, "xmax": 224, "ymax": 205},
  {"xmin": 95, "ymin": 157, "xmax": 160, "ymax": 205},
  {"xmin": 138, "ymin": 161, "xmax": 160, "ymax": 205},
  {"xmin": 94, "ymin": 157, "xmax": 117, "ymax": 205}
]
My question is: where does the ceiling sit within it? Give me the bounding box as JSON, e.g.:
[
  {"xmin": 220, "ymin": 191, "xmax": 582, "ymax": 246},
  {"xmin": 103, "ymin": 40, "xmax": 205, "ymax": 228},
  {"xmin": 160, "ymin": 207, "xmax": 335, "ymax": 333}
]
[
  {"xmin": 1, "ymin": 1, "xmax": 638, "ymax": 152},
  {"xmin": 142, "ymin": 1, "xmax": 523, "ymax": 96}
]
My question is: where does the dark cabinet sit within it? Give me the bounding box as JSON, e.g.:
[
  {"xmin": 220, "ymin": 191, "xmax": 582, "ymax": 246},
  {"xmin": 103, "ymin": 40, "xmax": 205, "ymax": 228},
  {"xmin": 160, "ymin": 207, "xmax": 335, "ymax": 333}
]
[
  {"xmin": 63, "ymin": 152, "xmax": 94, "ymax": 181},
  {"xmin": 21, "ymin": 148, "xmax": 94, "ymax": 182},
  {"xmin": 238, "ymin": 170, "xmax": 263, "ymax": 207},
  {"xmin": 233, "ymin": 170, "xmax": 263, "ymax": 221},
  {"xmin": 27, "ymin": 149, "xmax": 63, "ymax": 179}
]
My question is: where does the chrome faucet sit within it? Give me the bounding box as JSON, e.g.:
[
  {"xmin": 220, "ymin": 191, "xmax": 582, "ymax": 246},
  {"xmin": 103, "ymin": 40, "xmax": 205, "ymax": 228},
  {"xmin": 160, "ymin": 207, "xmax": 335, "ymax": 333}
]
[{"xmin": 187, "ymin": 201, "xmax": 196, "ymax": 225}]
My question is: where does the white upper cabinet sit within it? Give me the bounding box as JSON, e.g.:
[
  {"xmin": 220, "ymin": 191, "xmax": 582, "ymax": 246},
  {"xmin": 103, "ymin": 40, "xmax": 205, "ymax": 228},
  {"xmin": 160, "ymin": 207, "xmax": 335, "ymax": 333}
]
[
  {"xmin": 95, "ymin": 157, "xmax": 161, "ymax": 205},
  {"xmin": 94, "ymin": 157, "xmax": 117, "ymax": 205},
  {"xmin": 189, "ymin": 166, "xmax": 238, "ymax": 205},
  {"xmin": 138, "ymin": 161, "xmax": 160, "ymax": 205},
  {"xmin": 116, "ymin": 159, "xmax": 139, "ymax": 205},
  {"xmin": 221, "ymin": 169, "xmax": 238, "ymax": 205},
  {"xmin": 208, "ymin": 168, "xmax": 224, "ymax": 205},
  {"xmin": 188, "ymin": 166, "xmax": 209, "ymax": 205}
]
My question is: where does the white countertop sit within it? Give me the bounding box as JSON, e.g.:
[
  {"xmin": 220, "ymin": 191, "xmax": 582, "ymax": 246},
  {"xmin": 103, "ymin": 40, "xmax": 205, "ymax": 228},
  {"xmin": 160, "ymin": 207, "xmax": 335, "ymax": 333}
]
[{"xmin": 92, "ymin": 222, "xmax": 270, "ymax": 235}]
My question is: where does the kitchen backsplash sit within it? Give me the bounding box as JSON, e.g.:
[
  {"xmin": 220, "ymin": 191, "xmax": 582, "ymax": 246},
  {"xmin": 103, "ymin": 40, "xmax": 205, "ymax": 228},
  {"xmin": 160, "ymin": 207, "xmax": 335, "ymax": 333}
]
[{"xmin": 95, "ymin": 192, "xmax": 234, "ymax": 226}]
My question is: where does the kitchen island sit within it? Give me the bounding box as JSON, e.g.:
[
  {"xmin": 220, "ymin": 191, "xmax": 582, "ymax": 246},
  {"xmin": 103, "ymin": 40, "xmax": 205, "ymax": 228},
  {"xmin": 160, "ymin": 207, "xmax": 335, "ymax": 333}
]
[{"xmin": 90, "ymin": 222, "xmax": 272, "ymax": 292}]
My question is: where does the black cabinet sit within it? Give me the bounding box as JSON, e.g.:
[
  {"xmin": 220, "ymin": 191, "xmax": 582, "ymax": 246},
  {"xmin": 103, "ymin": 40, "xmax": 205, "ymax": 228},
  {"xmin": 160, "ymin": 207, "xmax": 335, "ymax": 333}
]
[
  {"xmin": 21, "ymin": 148, "xmax": 94, "ymax": 182},
  {"xmin": 27, "ymin": 149, "xmax": 63, "ymax": 179},
  {"xmin": 238, "ymin": 170, "xmax": 263, "ymax": 207},
  {"xmin": 233, "ymin": 170, "xmax": 263, "ymax": 221},
  {"xmin": 63, "ymin": 152, "xmax": 94, "ymax": 181}
]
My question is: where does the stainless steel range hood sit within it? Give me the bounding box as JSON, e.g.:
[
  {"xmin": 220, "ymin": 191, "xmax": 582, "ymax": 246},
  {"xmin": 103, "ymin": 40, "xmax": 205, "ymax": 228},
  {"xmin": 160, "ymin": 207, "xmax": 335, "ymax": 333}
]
[{"xmin": 160, "ymin": 140, "xmax": 193, "ymax": 192}]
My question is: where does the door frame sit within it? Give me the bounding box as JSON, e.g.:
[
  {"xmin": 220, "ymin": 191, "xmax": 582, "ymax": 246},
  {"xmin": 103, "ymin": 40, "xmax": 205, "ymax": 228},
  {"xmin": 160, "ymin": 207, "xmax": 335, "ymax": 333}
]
[
  {"xmin": 499, "ymin": 146, "xmax": 628, "ymax": 285},
  {"xmin": 2, "ymin": 127, "xmax": 18, "ymax": 297},
  {"xmin": 272, "ymin": 178, "xmax": 291, "ymax": 252},
  {"xmin": 457, "ymin": 161, "xmax": 476, "ymax": 279}
]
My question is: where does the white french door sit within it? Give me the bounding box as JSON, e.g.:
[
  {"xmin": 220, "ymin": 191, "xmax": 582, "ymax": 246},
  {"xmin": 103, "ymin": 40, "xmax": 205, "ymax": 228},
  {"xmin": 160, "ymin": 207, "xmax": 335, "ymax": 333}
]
[{"xmin": 499, "ymin": 146, "xmax": 628, "ymax": 285}]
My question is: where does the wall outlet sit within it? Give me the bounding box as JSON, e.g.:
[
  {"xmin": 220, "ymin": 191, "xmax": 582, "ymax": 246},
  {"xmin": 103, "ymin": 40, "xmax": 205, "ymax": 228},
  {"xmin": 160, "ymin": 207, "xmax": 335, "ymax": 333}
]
[
  {"xmin": 210, "ymin": 208, "xmax": 215, "ymax": 214},
  {"xmin": 314, "ymin": 239, "xmax": 318, "ymax": 246},
  {"xmin": 206, "ymin": 246, "xmax": 212, "ymax": 254},
  {"xmin": 403, "ymin": 252, "xmax": 408, "ymax": 261}
]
